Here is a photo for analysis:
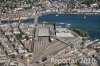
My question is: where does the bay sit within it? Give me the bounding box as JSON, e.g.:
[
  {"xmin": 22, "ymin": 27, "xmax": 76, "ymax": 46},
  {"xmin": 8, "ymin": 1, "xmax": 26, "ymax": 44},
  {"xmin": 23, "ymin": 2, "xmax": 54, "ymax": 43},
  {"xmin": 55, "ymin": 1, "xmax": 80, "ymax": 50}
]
[{"xmin": 37, "ymin": 14, "xmax": 100, "ymax": 39}]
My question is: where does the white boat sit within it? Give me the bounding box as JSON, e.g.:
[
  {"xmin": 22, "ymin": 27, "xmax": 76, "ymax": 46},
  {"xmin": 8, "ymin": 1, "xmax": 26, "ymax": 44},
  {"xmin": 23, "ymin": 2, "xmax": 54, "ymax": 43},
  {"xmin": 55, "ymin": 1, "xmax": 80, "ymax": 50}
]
[
  {"xmin": 67, "ymin": 24, "xmax": 71, "ymax": 26},
  {"xmin": 56, "ymin": 14, "xmax": 58, "ymax": 16},
  {"xmin": 84, "ymin": 16, "xmax": 87, "ymax": 19}
]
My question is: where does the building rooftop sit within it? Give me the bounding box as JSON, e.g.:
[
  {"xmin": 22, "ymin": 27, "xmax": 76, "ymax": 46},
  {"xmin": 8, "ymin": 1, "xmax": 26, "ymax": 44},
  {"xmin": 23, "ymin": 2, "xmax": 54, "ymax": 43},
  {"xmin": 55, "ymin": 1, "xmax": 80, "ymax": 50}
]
[
  {"xmin": 56, "ymin": 28, "xmax": 74, "ymax": 37},
  {"xmin": 38, "ymin": 27, "xmax": 50, "ymax": 37}
]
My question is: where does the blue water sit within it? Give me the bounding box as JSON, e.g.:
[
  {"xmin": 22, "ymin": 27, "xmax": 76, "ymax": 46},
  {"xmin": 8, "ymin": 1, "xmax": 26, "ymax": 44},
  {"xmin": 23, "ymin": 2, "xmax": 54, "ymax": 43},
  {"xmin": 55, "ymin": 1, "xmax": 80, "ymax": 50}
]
[{"xmin": 24, "ymin": 14, "xmax": 100, "ymax": 39}]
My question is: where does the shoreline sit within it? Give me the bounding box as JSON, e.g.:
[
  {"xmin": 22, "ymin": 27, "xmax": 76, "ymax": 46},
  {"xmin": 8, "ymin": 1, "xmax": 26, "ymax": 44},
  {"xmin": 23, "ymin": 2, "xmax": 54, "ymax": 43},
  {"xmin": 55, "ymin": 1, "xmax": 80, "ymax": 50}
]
[{"xmin": 1, "ymin": 11, "xmax": 100, "ymax": 21}]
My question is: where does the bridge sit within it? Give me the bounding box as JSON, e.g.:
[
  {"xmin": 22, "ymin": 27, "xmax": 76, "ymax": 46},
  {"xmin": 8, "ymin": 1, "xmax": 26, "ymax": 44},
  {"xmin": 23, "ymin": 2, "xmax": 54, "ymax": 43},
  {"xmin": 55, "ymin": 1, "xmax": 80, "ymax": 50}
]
[{"xmin": 34, "ymin": 16, "xmax": 38, "ymax": 23}]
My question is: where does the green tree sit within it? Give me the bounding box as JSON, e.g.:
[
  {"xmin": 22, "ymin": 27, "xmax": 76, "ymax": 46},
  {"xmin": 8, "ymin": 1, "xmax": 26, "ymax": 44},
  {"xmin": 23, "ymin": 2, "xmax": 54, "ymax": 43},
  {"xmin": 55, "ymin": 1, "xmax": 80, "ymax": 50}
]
[{"xmin": 72, "ymin": 28, "xmax": 87, "ymax": 37}]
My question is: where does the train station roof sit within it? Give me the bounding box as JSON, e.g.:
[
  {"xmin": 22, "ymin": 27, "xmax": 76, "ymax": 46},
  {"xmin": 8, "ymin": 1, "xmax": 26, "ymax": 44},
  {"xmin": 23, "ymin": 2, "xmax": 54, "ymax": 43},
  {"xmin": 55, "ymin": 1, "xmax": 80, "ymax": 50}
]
[{"xmin": 38, "ymin": 28, "xmax": 50, "ymax": 37}]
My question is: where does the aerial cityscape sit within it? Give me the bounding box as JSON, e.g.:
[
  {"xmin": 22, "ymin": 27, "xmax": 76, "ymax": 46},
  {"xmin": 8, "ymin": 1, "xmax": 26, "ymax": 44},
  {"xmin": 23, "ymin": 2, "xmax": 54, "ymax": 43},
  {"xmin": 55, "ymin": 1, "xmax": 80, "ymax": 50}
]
[{"xmin": 0, "ymin": 0, "xmax": 100, "ymax": 66}]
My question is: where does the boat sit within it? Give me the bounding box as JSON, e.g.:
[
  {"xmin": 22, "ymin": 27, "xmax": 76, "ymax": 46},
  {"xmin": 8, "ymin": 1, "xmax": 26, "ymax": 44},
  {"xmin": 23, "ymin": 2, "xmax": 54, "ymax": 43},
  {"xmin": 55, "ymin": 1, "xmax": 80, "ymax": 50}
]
[
  {"xmin": 56, "ymin": 14, "xmax": 58, "ymax": 16},
  {"xmin": 84, "ymin": 16, "xmax": 87, "ymax": 19},
  {"xmin": 67, "ymin": 24, "xmax": 71, "ymax": 26}
]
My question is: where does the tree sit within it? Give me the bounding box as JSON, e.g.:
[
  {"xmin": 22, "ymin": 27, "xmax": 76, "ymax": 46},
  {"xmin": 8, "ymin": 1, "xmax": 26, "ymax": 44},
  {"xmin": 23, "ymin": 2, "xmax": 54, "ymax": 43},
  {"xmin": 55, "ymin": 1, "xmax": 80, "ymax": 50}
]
[{"xmin": 72, "ymin": 28, "xmax": 87, "ymax": 37}]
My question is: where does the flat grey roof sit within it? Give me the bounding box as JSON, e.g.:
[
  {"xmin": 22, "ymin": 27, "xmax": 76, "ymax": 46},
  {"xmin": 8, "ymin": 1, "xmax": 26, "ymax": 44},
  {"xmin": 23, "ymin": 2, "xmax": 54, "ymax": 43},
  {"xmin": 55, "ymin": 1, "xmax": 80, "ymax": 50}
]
[{"xmin": 38, "ymin": 28, "xmax": 50, "ymax": 36}]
